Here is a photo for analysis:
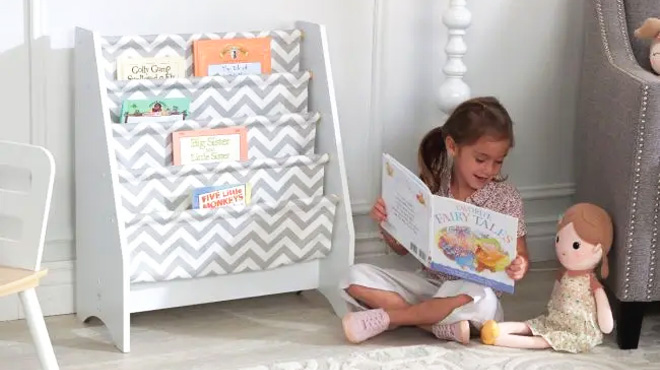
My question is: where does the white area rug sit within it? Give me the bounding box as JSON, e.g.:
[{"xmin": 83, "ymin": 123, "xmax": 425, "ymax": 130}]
[{"xmin": 243, "ymin": 316, "xmax": 660, "ymax": 370}]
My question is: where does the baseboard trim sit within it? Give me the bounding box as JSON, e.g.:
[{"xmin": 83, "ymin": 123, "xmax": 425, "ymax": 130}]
[
  {"xmin": 525, "ymin": 216, "xmax": 560, "ymax": 262},
  {"xmin": 351, "ymin": 201, "xmax": 372, "ymax": 216},
  {"xmin": 519, "ymin": 183, "xmax": 575, "ymax": 201},
  {"xmin": 3, "ymin": 183, "xmax": 570, "ymax": 321},
  {"xmin": 355, "ymin": 231, "xmax": 380, "ymax": 242},
  {"xmin": 527, "ymin": 235, "xmax": 557, "ymax": 262},
  {"xmin": 0, "ymin": 260, "xmax": 75, "ymax": 322}
]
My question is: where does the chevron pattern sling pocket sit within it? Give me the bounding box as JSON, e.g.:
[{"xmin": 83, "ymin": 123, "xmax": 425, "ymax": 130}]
[
  {"xmin": 117, "ymin": 154, "xmax": 328, "ymax": 214},
  {"xmin": 106, "ymin": 72, "xmax": 311, "ymax": 123},
  {"xmin": 111, "ymin": 112, "xmax": 319, "ymax": 170},
  {"xmin": 100, "ymin": 29, "xmax": 302, "ymax": 81},
  {"xmin": 96, "ymin": 27, "xmax": 340, "ymax": 285},
  {"xmin": 75, "ymin": 24, "xmax": 353, "ymax": 351},
  {"xmin": 124, "ymin": 195, "xmax": 338, "ymax": 283}
]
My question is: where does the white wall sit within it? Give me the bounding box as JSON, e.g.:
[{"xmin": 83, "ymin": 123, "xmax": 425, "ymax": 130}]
[
  {"xmin": 356, "ymin": 0, "xmax": 583, "ymax": 260},
  {"xmin": 0, "ymin": 0, "xmax": 30, "ymax": 142},
  {"xmin": 0, "ymin": 0, "xmax": 32, "ymax": 320},
  {"xmin": 0, "ymin": 0, "xmax": 584, "ymax": 320}
]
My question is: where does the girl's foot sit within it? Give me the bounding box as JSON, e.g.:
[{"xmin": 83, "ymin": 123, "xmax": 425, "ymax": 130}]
[
  {"xmin": 342, "ymin": 308, "xmax": 390, "ymax": 343},
  {"xmin": 431, "ymin": 320, "xmax": 470, "ymax": 344},
  {"xmin": 480, "ymin": 320, "xmax": 500, "ymax": 345}
]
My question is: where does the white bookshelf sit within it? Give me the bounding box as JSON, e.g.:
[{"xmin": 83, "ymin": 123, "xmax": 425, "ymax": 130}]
[{"xmin": 74, "ymin": 21, "xmax": 355, "ymax": 352}]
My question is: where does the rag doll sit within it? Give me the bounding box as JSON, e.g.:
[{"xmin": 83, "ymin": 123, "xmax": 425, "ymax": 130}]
[
  {"xmin": 480, "ymin": 203, "xmax": 614, "ymax": 353},
  {"xmin": 634, "ymin": 17, "xmax": 660, "ymax": 74}
]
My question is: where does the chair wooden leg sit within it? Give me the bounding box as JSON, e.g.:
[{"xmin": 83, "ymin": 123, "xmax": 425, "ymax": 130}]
[
  {"xmin": 19, "ymin": 288, "xmax": 59, "ymax": 370},
  {"xmin": 615, "ymin": 300, "xmax": 647, "ymax": 350}
]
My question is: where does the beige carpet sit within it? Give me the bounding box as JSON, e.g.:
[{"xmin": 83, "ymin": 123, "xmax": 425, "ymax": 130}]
[
  {"xmin": 242, "ymin": 315, "xmax": 660, "ymax": 369},
  {"xmin": 1, "ymin": 259, "xmax": 657, "ymax": 369}
]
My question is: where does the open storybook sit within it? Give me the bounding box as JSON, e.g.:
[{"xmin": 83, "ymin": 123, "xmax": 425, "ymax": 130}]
[{"xmin": 380, "ymin": 154, "xmax": 519, "ymax": 294}]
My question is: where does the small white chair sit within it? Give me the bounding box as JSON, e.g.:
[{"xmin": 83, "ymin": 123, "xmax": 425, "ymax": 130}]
[{"xmin": 0, "ymin": 140, "xmax": 59, "ymax": 370}]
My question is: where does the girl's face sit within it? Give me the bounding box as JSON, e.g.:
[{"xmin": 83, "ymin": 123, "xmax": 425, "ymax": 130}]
[
  {"xmin": 447, "ymin": 135, "xmax": 510, "ymax": 191},
  {"xmin": 555, "ymin": 222, "xmax": 602, "ymax": 271}
]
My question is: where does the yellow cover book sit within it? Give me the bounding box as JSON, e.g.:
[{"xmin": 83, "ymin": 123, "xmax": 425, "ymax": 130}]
[
  {"xmin": 117, "ymin": 56, "xmax": 186, "ymax": 80},
  {"xmin": 193, "ymin": 37, "xmax": 271, "ymax": 77}
]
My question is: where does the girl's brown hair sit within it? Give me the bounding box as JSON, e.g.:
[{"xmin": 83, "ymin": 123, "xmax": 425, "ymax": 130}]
[
  {"xmin": 417, "ymin": 96, "xmax": 515, "ymax": 194},
  {"xmin": 558, "ymin": 203, "xmax": 614, "ymax": 278}
]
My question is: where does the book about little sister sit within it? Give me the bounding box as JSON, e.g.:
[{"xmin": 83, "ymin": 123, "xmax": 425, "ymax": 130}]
[{"xmin": 380, "ymin": 153, "xmax": 518, "ymax": 294}]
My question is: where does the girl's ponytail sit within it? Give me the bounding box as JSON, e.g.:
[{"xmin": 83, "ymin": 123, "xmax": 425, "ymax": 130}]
[{"xmin": 418, "ymin": 126, "xmax": 448, "ymax": 194}]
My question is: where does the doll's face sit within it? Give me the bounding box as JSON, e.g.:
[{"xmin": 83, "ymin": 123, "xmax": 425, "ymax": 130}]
[
  {"xmin": 555, "ymin": 222, "xmax": 602, "ymax": 271},
  {"xmin": 652, "ymin": 40, "xmax": 660, "ymax": 74}
]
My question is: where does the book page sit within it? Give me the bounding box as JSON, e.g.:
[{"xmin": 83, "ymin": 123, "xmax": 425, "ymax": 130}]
[
  {"xmin": 429, "ymin": 196, "xmax": 518, "ymax": 293},
  {"xmin": 380, "ymin": 154, "xmax": 432, "ymax": 266}
]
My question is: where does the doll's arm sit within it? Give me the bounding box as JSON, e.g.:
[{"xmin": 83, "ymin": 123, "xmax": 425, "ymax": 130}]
[
  {"xmin": 480, "ymin": 321, "xmax": 550, "ymax": 349},
  {"xmin": 594, "ymin": 287, "xmax": 613, "ymax": 334}
]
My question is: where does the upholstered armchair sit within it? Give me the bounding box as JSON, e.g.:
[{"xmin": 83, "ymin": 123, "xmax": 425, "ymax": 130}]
[{"xmin": 574, "ymin": 0, "xmax": 660, "ymax": 350}]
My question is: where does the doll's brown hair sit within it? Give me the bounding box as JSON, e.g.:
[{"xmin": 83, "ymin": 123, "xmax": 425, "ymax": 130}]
[
  {"xmin": 418, "ymin": 96, "xmax": 514, "ymax": 194},
  {"xmin": 634, "ymin": 17, "xmax": 660, "ymax": 40},
  {"xmin": 558, "ymin": 203, "xmax": 613, "ymax": 278}
]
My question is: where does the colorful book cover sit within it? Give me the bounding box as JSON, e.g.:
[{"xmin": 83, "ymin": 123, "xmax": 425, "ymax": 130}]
[
  {"xmin": 192, "ymin": 37, "xmax": 272, "ymax": 77},
  {"xmin": 192, "ymin": 183, "xmax": 252, "ymax": 209},
  {"xmin": 120, "ymin": 98, "xmax": 190, "ymax": 124},
  {"xmin": 117, "ymin": 56, "xmax": 186, "ymax": 80},
  {"xmin": 171, "ymin": 127, "xmax": 248, "ymax": 166},
  {"xmin": 380, "ymin": 153, "xmax": 519, "ymax": 294}
]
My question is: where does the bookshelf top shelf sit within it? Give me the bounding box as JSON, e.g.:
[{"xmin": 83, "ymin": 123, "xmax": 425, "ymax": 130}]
[{"xmin": 77, "ymin": 28, "xmax": 305, "ymax": 80}]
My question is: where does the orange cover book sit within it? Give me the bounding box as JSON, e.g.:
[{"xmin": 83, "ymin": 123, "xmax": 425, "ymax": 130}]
[
  {"xmin": 172, "ymin": 127, "xmax": 248, "ymax": 166},
  {"xmin": 193, "ymin": 37, "xmax": 272, "ymax": 77}
]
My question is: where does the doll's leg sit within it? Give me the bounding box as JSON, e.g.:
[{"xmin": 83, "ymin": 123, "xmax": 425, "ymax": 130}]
[
  {"xmin": 499, "ymin": 322, "xmax": 532, "ymax": 335},
  {"xmin": 481, "ymin": 321, "xmax": 551, "ymax": 349},
  {"xmin": 493, "ymin": 333, "xmax": 550, "ymax": 349}
]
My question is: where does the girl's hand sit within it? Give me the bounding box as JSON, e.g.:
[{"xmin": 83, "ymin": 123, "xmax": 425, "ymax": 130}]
[
  {"xmin": 506, "ymin": 254, "xmax": 529, "ymax": 281},
  {"xmin": 371, "ymin": 198, "xmax": 409, "ymax": 256},
  {"xmin": 370, "ymin": 197, "xmax": 388, "ymax": 223}
]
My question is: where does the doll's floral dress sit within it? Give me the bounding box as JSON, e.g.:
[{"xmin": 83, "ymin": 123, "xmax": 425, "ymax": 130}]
[{"xmin": 526, "ymin": 269, "xmax": 604, "ymax": 353}]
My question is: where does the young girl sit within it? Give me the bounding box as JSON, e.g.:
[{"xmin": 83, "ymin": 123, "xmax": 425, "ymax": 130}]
[{"xmin": 339, "ymin": 96, "xmax": 530, "ymax": 344}]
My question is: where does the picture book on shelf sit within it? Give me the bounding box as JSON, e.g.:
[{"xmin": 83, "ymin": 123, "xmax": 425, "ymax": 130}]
[
  {"xmin": 193, "ymin": 37, "xmax": 271, "ymax": 77},
  {"xmin": 120, "ymin": 98, "xmax": 190, "ymax": 124},
  {"xmin": 380, "ymin": 153, "xmax": 519, "ymax": 294},
  {"xmin": 117, "ymin": 56, "xmax": 186, "ymax": 80},
  {"xmin": 172, "ymin": 127, "xmax": 248, "ymax": 166},
  {"xmin": 192, "ymin": 183, "xmax": 252, "ymax": 209}
]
